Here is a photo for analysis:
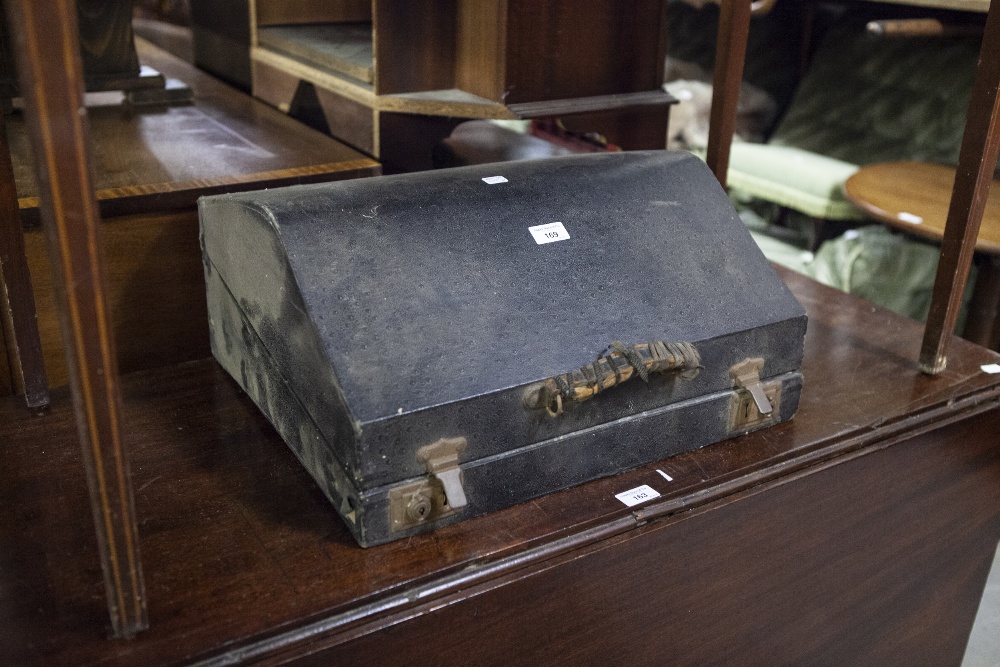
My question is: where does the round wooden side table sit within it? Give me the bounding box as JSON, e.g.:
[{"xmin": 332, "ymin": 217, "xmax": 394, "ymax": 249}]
[{"xmin": 844, "ymin": 160, "xmax": 1000, "ymax": 349}]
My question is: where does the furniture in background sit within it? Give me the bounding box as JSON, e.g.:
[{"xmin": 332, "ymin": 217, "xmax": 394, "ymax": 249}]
[
  {"xmin": 432, "ymin": 120, "xmax": 578, "ymax": 169},
  {"xmin": 0, "ymin": 0, "xmax": 200, "ymax": 410},
  {"xmin": 1, "ymin": 37, "xmax": 378, "ymax": 395},
  {"xmin": 0, "ymin": 1, "xmax": 375, "ymax": 637},
  {"xmin": 706, "ymin": 0, "xmax": 1000, "ymax": 375},
  {"xmin": 190, "ymin": 0, "xmax": 250, "ymax": 89},
  {"xmin": 727, "ymin": 15, "xmax": 985, "ymax": 228},
  {"xmin": 875, "ymin": 0, "xmax": 988, "ymax": 11},
  {"xmin": 248, "ymin": 0, "xmax": 674, "ymax": 171},
  {"xmin": 845, "ymin": 161, "xmax": 1000, "ymax": 349},
  {"xmin": 0, "ymin": 111, "xmax": 45, "ymax": 406},
  {"xmin": 845, "ymin": 162, "xmax": 1000, "ymax": 252},
  {"xmin": 1, "ymin": 0, "xmax": 194, "ymax": 104},
  {"xmin": 718, "ymin": 9, "xmax": 1000, "ymax": 356}
]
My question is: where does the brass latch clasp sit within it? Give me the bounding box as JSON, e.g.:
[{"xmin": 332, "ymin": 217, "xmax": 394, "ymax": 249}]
[
  {"xmin": 730, "ymin": 357, "xmax": 773, "ymax": 416},
  {"xmin": 416, "ymin": 437, "xmax": 468, "ymax": 510}
]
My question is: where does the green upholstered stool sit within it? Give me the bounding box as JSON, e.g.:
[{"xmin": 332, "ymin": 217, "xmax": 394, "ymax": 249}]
[{"xmin": 729, "ymin": 144, "xmax": 865, "ymax": 221}]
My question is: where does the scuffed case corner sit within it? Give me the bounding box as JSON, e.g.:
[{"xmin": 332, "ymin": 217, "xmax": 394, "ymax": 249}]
[{"xmin": 204, "ymin": 262, "xmax": 369, "ymax": 544}]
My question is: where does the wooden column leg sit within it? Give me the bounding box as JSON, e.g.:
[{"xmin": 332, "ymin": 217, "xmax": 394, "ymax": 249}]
[
  {"xmin": 0, "ymin": 119, "xmax": 49, "ymax": 407},
  {"xmin": 5, "ymin": 0, "xmax": 148, "ymax": 638},
  {"xmin": 706, "ymin": 0, "xmax": 751, "ymax": 189},
  {"xmin": 920, "ymin": 1, "xmax": 1000, "ymax": 373}
]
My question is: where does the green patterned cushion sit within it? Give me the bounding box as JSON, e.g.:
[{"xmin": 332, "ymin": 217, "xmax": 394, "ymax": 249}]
[{"xmin": 771, "ymin": 23, "xmax": 980, "ymax": 167}]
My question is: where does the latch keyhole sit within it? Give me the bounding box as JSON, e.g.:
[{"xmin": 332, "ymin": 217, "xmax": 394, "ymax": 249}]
[{"xmin": 406, "ymin": 493, "xmax": 433, "ymax": 522}]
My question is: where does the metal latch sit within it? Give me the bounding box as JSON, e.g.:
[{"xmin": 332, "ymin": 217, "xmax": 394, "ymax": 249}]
[
  {"xmin": 388, "ymin": 437, "xmax": 469, "ymax": 532},
  {"xmin": 416, "ymin": 437, "xmax": 468, "ymax": 509},
  {"xmin": 730, "ymin": 357, "xmax": 773, "ymax": 416}
]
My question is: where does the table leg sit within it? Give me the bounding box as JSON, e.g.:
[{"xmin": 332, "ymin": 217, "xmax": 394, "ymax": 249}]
[
  {"xmin": 964, "ymin": 256, "xmax": 1000, "ymax": 351},
  {"xmin": 920, "ymin": 0, "xmax": 1000, "ymax": 373},
  {"xmin": 0, "ymin": 120, "xmax": 49, "ymax": 407},
  {"xmin": 706, "ymin": 0, "xmax": 751, "ymax": 189}
]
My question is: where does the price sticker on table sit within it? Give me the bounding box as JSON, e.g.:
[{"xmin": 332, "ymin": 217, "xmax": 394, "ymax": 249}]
[
  {"xmin": 615, "ymin": 484, "xmax": 661, "ymax": 507},
  {"xmin": 529, "ymin": 222, "xmax": 570, "ymax": 245}
]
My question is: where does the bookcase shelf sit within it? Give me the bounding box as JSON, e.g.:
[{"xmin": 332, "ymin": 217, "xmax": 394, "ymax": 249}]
[
  {"xmin": 249, "ymin": 0, "xmax": 673, "ymax": 169},
  {"xmin": 257, "ymin": 22, "xmax": 374, "ymax": 84}
]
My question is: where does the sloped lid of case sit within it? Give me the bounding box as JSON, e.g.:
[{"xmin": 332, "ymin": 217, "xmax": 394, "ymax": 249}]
[{"xmin": 228, "ymin": 151, "xmax": 805, "ymax": 423}]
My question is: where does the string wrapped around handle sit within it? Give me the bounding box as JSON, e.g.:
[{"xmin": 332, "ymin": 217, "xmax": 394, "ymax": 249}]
[{"xmin": 523, "ymin": 341, "xmax": 701, "ymax": 417}]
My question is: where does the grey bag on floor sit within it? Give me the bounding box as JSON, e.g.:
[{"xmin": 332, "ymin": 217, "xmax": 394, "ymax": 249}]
[{"xmin": 198, "ymin": 151, "xmax": 806, "ymax": 547}]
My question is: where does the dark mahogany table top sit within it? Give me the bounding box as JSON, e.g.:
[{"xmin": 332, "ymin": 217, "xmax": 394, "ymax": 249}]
[{"xmin": 2, "ymin": 268, "xmax": 1000, "ymax": 665}]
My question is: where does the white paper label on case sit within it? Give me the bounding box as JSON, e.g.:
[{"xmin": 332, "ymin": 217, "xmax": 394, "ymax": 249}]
[
  {"xmin": 529, "ymin": 222, "xmax": 570, "ymax": 245},
  {"xmin": 482, "ymin": 175, "xmax": 508, "ymax": 184},
  {"xmin": 615, "ymin": 484, "xmax": 661, "ymax": 507}
]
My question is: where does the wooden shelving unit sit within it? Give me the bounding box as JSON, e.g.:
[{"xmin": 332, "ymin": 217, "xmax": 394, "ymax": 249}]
[
  {"xmin": 5, "ymin": 37, "xmax": 378, "ymax": 392},
  {"xmin": 248, "ymin": 0, "xmax": 674, "ymax": 168},
  {"xmin": 257, "ymin": 23, "xmax": 373, "ymax": 83}
]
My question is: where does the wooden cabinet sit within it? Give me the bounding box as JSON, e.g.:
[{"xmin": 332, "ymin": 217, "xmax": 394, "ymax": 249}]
[{"xmin": 249, "ymin": 0, "xmax": 672, "ymax": 169}]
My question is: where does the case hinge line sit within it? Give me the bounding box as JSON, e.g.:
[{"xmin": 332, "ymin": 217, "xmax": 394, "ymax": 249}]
[{"xmin": 523, "ymin": 341, "xmax": 702, "ymax": 417}]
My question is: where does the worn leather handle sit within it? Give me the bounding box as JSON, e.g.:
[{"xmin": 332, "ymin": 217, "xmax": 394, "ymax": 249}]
[{"xmin": 523, "ymin": 341, "xmax": 701, "ymax": 417}]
